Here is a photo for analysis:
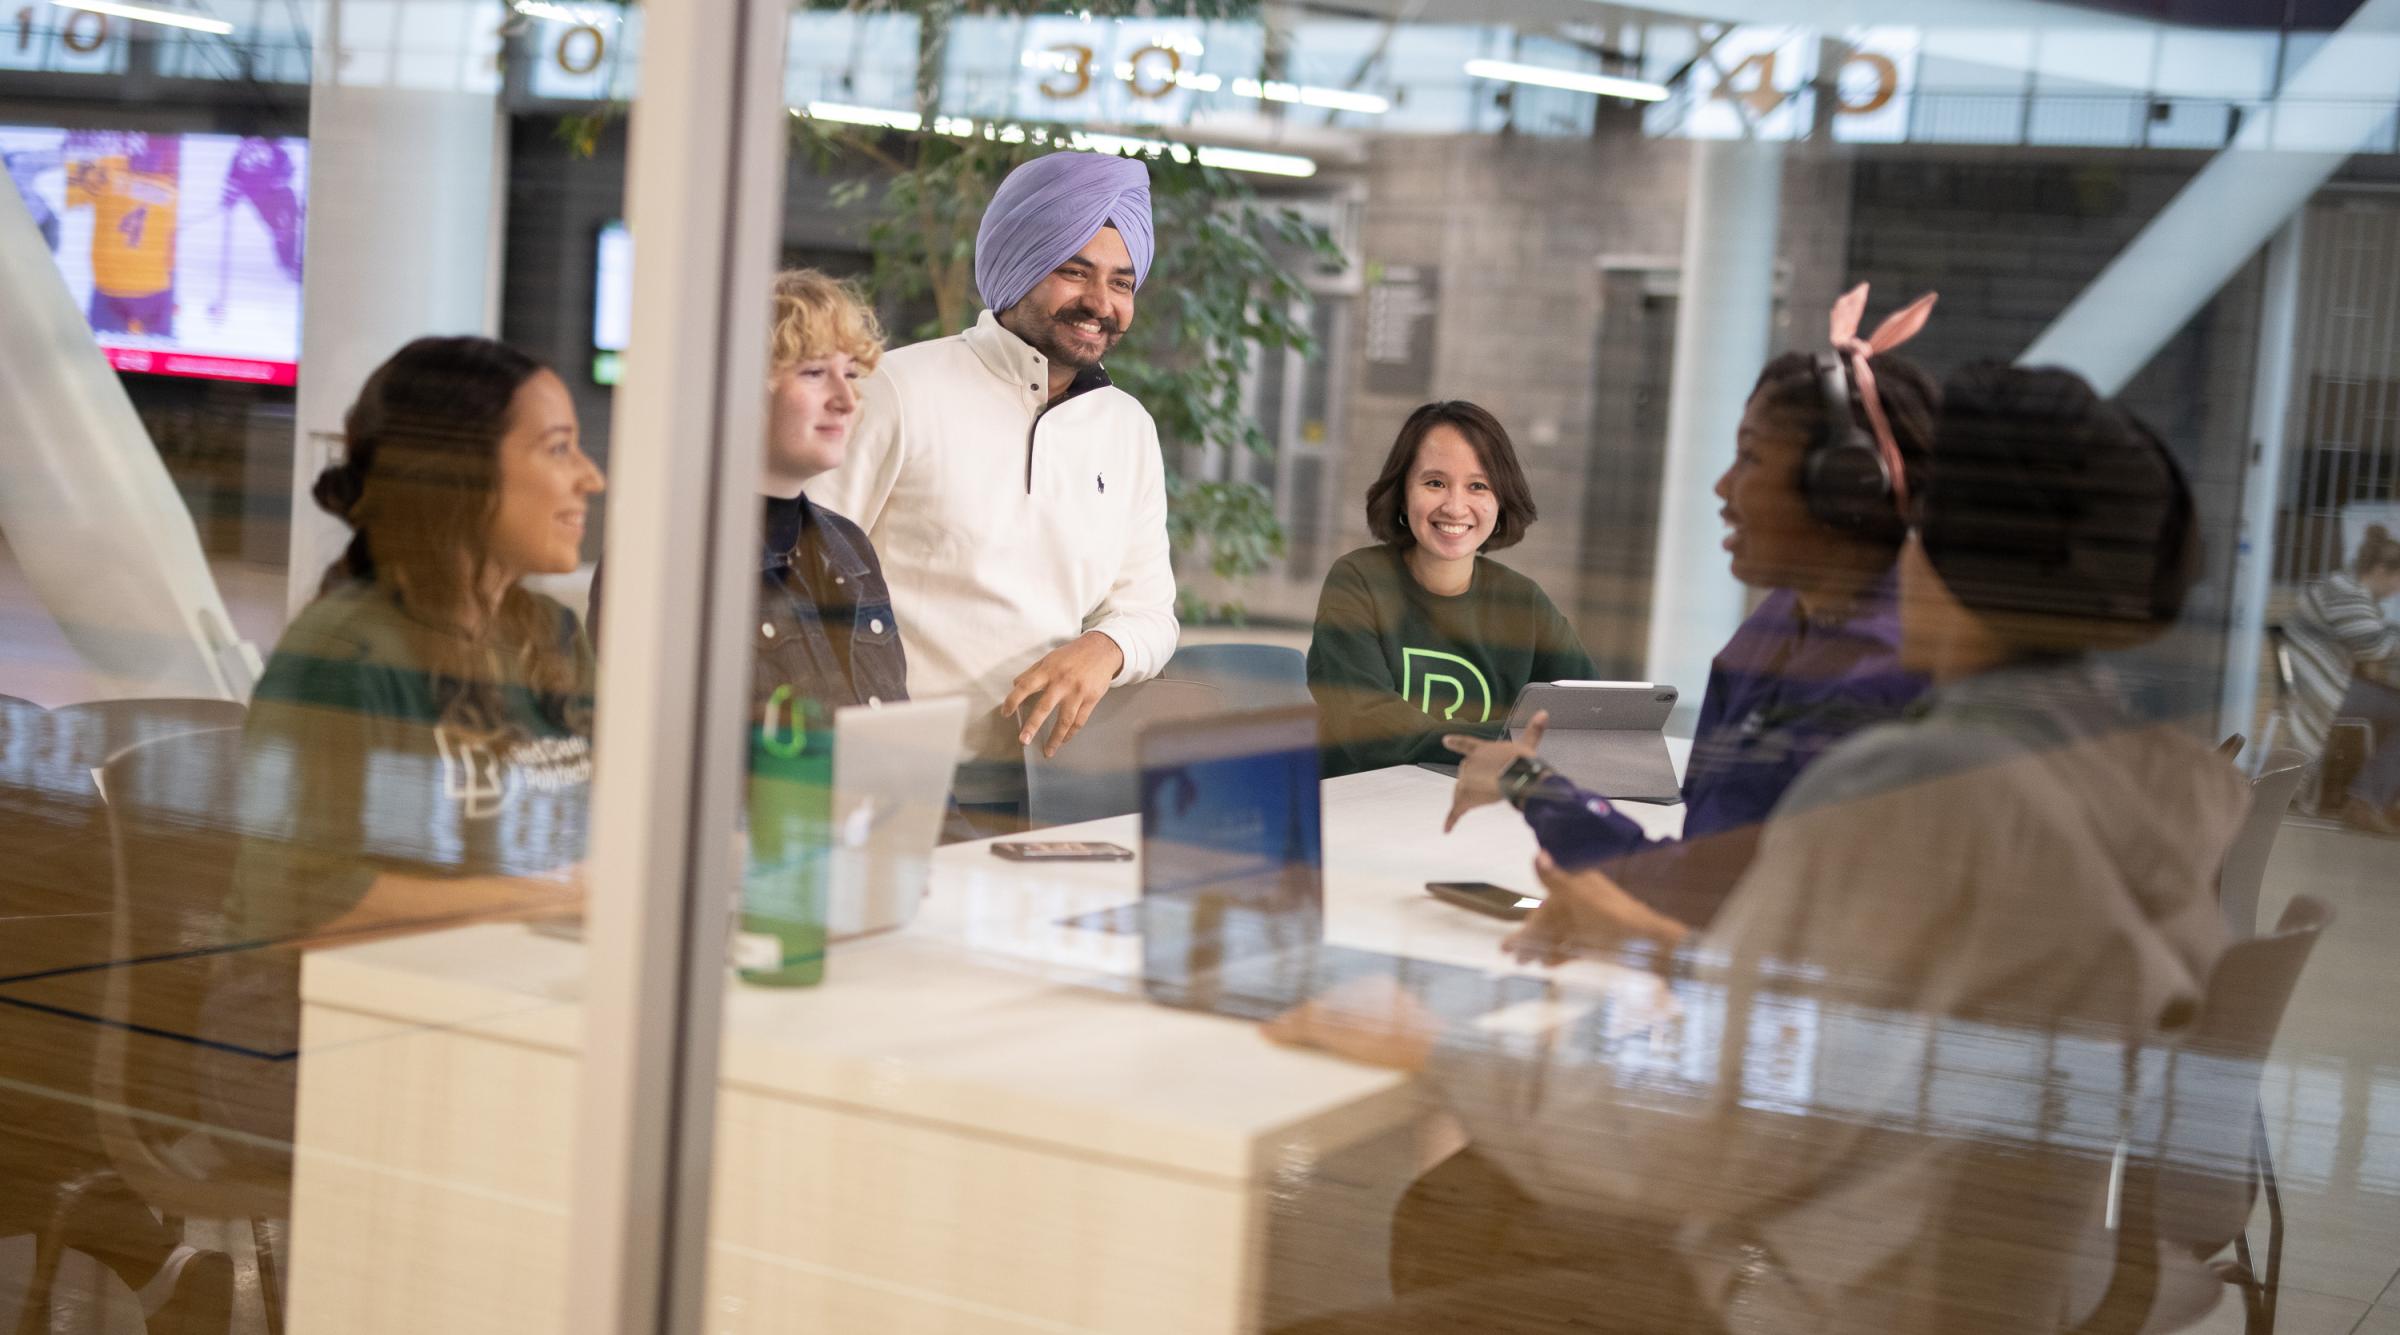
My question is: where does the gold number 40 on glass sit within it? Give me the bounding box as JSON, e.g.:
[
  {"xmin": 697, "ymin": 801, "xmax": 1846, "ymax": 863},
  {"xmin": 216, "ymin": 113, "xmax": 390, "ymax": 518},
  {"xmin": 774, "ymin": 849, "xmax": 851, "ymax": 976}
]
[{"xmin": 1711, "ymin": 47, "xmax": 1899, "ymax": 118}]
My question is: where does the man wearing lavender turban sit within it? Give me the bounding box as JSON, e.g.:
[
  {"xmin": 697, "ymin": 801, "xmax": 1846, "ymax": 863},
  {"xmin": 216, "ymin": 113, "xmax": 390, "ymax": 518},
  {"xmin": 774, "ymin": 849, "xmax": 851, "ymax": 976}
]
[
  {"xmin": 809, "ymin": 150, "xmax": 1179, "ymax": 835},
  {"xmin": 973, "ymin": 149, "xmax": 1155, "ymax": 316}
]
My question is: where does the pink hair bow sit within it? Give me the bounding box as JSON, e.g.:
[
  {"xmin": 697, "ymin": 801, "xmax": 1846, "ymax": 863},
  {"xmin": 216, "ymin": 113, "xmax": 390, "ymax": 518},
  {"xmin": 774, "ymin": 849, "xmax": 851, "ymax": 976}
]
[{"xmin": 1828, "ymin": 282, "xmax": 1937, "ymax": 509}]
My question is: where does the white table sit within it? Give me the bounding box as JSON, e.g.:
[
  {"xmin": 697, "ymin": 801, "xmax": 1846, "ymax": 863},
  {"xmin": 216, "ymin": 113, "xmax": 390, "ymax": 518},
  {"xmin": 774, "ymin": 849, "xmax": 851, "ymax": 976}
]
[{"xmin": 285, "ymin": 764, "xmax": 1685, "ymax": 1334}]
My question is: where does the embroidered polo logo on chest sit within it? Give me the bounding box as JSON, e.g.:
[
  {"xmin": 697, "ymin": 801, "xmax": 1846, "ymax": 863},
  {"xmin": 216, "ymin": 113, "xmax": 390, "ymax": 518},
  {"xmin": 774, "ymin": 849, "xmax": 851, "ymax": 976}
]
[
  {"xmin": 1096, "ymin": 472, "xmax": 1106, "ymax": 494},
  {"xmin": 1400, "ymin": 648, "xmax": 1492, "ymax": 723}
]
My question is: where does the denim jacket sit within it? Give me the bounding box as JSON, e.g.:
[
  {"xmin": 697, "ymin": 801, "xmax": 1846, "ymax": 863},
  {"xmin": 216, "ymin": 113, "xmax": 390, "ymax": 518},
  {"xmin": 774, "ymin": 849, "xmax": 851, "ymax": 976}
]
[
  {"xmin": 588, "ymin": 493, "xmax": 910, "ymax": 737},
  {"xmin": 750, "ymin": 493, "xmax": 909, "ymax": 733}
]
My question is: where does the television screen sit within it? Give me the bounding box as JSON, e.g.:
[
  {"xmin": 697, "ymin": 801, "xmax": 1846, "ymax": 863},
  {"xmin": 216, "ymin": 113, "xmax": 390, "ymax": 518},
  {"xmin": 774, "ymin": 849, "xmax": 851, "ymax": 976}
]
[
  {"xmin": 592, "ymin": 219, "xmax": 629, "ymax": 385},
  {"xmin": 2, "ymin": 126, "xmax": 307, "ymax": 386}
]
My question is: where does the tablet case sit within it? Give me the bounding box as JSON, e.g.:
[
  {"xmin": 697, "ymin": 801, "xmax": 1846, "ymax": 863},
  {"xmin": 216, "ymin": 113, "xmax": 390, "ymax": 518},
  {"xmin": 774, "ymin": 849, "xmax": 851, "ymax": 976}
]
[{"xmin": 1506, "ymin": 682, "xmax": 1682, "ymax": 804}]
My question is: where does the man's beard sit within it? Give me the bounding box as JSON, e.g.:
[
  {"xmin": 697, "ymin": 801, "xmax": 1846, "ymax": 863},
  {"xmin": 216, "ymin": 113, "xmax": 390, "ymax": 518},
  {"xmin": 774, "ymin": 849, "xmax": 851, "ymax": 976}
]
[{"xmin": 1001, "ymin": 300, "xmax": 1123, "ymax": 371}]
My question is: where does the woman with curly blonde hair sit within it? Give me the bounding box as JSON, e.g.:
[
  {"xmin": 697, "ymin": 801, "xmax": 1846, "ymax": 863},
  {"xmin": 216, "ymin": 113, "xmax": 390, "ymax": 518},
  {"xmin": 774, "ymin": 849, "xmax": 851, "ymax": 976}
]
[{"xmin": 593, "ymin": 267, "xmax": 910, "ymax": 726}]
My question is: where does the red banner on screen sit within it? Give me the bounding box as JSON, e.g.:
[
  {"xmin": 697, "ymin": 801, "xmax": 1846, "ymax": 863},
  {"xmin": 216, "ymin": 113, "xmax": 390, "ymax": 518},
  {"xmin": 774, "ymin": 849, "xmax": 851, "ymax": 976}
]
[{"xmin": 103, "ymin": 347, "xmax": 299, "ymax": 386}]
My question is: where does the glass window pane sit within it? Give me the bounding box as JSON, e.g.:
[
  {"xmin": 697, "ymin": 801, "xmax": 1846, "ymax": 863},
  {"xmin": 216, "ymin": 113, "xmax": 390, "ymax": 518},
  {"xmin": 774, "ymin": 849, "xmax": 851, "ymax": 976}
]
[
  {"xmin": 0, "ymin": 0, "xmax": 733, "ymax": 1327},
  {"xmin": 21, "ymin": 0, "xmax": 2400, "ymax": 1330},
  {"xmin": 674, "ymin": 5, "xmax": 2400, "ymax": 1332}
]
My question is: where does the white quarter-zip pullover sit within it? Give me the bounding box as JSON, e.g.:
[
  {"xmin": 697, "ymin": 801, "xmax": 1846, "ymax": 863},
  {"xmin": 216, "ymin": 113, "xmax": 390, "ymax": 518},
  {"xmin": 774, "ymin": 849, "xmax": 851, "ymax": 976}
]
[{"xmin": 808, "ymin": 310, "xmax": 1178, "ymax": 766}]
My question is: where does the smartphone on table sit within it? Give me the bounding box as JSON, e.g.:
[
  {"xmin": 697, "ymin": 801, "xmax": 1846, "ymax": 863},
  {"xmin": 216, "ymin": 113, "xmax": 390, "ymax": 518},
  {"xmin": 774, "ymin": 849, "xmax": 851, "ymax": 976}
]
[
  {"xmin": 1426, "ymin": 881, "xmax": 1543, "ymax": 921},
  {"xmin": 992, "ymin": 840, "xmax": 1135, "ymax": 862}
]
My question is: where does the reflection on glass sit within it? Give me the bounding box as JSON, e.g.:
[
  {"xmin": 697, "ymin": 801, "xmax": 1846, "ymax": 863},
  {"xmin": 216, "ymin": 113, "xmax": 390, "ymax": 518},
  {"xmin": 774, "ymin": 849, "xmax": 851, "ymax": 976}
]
[
  {"xmin": 1137, "ymin": 704, "xmax": 1323, "ymax": 1019},
  {"xmin": 4, "ymin": 1, "xmax": 2400, "ymax": 1331},
  {"xmin": 207, "ymin": 335, "xmax": 598, "ymax": 1155}
]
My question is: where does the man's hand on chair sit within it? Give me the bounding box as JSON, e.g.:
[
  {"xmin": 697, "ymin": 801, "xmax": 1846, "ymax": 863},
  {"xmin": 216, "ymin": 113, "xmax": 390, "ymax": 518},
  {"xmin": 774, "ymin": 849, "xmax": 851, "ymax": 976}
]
[{"xmin": 1003, "ymin": 632, "xmax": 1126, "ymax": 758}]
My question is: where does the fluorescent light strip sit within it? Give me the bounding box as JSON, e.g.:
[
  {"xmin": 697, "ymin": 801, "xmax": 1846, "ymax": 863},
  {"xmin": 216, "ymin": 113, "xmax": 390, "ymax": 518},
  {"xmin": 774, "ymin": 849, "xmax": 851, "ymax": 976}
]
[
  {"xmin": 1066, "ymin": 131, "xmax": 1315, "ymax": 178},
  {"xmin": 1230, "ymin": 76, "xmax": 1388, "ymax": 115},
  {"xmin": 800, "ymin": 102, "xmax": 922, "ymax": 131},
  {"xmin": 511, "ymin": 0, "xmax": 620, "ymax": 27},
  {"xmin": 795, "ymin": 105, "xmax": 1316, "ymax": 178},
  {"xmin": 1191, "ymin": 144, "xmax": 1318, "ymax": 177},
  {"xmin": 1066, "ymin": 130, "xmax": 1175, "ymax": 159},
  {"xmin": 1009, "ymin": 49, "xmax": 1380, "ymax": 115},
  {"xmin": 1463, "ymin": 57, "xmax": 1666, "ymax": 103},
  {"xmin": 50, "ymin": 0, "xmax": 230, "ymax": 33}
]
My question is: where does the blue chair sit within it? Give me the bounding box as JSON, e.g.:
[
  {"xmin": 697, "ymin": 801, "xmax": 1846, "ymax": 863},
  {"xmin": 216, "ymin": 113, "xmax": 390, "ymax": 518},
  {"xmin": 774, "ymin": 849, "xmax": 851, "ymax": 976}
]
[
  {"xmin": 1162, "ymin": 642, "xmax": 1310, "ymax": 711},
  {"xmin": 1024, "ymin": 678, "xmax": 1223, "ymax": 827}
]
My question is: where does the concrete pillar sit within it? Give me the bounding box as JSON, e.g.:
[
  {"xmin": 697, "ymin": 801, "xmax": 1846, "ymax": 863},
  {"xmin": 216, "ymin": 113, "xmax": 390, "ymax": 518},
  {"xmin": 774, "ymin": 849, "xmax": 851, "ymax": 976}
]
[
  {"xmin": 286, "ymin": 0, "xmax": 507, "ymax": 616},
  {"xmin": 1643, "ymin": 135, "xmax": 1783, "ymax": 718},
  {"xmin": 2221, "ymin": 218, "xmax": 2305, "ymax": 751}
]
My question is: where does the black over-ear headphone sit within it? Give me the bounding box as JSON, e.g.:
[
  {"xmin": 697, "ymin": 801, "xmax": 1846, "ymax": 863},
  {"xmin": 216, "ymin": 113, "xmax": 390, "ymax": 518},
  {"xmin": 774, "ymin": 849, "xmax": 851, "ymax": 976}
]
[{"xmin": 1800, "ymin": 350, "xmax": 1901, "ymax": 540}]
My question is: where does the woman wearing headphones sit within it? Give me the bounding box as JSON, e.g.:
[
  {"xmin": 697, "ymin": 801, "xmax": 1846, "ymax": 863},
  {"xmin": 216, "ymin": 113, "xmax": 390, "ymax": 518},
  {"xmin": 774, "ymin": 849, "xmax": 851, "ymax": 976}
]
[
  {"xmin": 1274, "ymin": 363, "xmax": 2238, "ymax": 1335},
  {"xmin": 1444, "ymin": 286, "xmax": 1938, "ymax": 932}
]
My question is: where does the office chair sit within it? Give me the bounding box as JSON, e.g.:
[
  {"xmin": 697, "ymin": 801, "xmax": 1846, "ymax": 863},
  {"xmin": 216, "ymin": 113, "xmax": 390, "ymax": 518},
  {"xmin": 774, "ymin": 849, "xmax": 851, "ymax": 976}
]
[
  {"xmin": 2074, "ymin": 897, "xmax": 2333, "ymax": 1335},
  {"xmin": 2217, "ymin": 750, "xmax": 2308, "ymax": 940},
  {"xmin": 1162, "ymin": 643, "xmax": 1311, "ymax": 711},
  {"xmin": 2255, "ymin": 627, "xmax": 2297, "ymax": 770},
  {"xmin": 89, "ymin": 726, "xmax": 287, "ymax": 1333},
  {"xmin": 49, "ymin": 698, "xmax": 248, "ymax": 776},
  {"xmin": 8, "ymin": 702, "xmax": 253, "ymax": 1331},
  {"xmin": 1024, "ymin": 678, "xmax": 1223, "ymax": 827}
]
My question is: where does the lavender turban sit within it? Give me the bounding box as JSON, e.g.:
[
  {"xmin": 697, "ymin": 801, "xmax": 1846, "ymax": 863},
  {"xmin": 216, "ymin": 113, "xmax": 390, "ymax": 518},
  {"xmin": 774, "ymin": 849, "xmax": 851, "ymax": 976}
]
[{"xmin": 974, "ymin": 151, "xmax": 1155, "ymax": 315}]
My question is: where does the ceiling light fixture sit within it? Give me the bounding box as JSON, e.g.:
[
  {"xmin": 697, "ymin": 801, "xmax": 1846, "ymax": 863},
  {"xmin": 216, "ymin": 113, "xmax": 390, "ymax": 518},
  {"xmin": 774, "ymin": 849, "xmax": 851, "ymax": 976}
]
[
  {"xmin": 797, "ymin": 102, "xmax": 923, "ymax": 131},
  {"xmin": 1230, "ymin": 76, "xmax": 1389, "ymax": 115},
  {"xmin": 1463, "ymin": 58, "xmax": 1666, "ymax": 102},
  {"xmin": 793, "ymin": 106, "xmax": 1318, "ymax": 177},
  {"xmin": 49, "ymin": 0, "xmax": 230, "ymax": 35}
]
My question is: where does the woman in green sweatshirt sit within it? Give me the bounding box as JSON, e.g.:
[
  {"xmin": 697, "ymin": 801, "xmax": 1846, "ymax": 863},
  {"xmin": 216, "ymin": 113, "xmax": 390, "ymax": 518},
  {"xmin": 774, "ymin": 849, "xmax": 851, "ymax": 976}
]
[{"xmin": 1308, "ymin": 401, "xmax": 1594, "ymax": 776}]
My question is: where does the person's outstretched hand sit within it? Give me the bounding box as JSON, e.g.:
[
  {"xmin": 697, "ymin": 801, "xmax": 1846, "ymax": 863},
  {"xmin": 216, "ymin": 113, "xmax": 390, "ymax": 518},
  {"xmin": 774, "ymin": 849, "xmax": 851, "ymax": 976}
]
[
  {"xmin": 1441, "ymin": 710, "xmax": 1548, "ymax": 833},
  {"xmin": 1002, "ymin": 631, "xmax": 1126, "ymax": 758},
  {"xmin": 1503, "ymin": 852, "xmax": 1691, "ymax": 968}
]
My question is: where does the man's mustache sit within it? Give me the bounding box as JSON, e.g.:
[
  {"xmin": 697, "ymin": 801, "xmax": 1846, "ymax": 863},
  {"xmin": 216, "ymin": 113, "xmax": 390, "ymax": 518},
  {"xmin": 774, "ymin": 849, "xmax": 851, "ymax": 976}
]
[{"xmin": 1052, "ymin": 306, "xmax": 1122, "ymax": 335}]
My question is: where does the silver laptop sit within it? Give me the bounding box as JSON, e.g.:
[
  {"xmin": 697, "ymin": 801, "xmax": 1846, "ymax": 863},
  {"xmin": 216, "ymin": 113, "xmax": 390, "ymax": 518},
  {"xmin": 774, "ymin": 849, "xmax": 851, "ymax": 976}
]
[
  {"xmin": 530, "ymin": 695, "xmax": 966, "ymax": 947},
  {"xmin": 1507, "ymin": 681, "xmax": 1681, "ymax": 805},
  {"xmin": 828, "ymin": 695, "xmax": 968, "ymax": 938}
]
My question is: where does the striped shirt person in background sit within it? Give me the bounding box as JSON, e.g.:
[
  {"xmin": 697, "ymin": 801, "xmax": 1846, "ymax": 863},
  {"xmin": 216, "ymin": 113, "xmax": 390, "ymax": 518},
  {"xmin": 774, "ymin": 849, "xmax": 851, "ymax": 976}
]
[{"xmin": 2280, "ymin": 523, "xmax": 2400, "ymax": 829}]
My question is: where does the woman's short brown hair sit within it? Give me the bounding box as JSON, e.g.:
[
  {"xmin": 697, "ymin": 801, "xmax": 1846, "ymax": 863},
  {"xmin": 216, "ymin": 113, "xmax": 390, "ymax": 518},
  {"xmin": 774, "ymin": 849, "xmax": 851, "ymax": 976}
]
[{"xmin": 1363, "ymin": 401, "xmax": 1537, "ymax": 552}]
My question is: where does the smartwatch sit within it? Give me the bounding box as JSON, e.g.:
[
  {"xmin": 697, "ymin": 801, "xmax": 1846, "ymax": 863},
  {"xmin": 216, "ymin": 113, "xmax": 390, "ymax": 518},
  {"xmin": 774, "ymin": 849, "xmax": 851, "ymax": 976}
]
[{"xmin": 1498, "ymin": 754, "xmax": 1557, "ymax": 809}]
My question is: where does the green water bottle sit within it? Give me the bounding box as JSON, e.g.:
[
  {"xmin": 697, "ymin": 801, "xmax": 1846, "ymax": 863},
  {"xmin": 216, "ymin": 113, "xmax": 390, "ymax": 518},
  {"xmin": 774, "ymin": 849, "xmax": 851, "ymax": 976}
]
[{"xmin": 737, "ymin": 685, "xmax": 830, "ymax": 987}]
